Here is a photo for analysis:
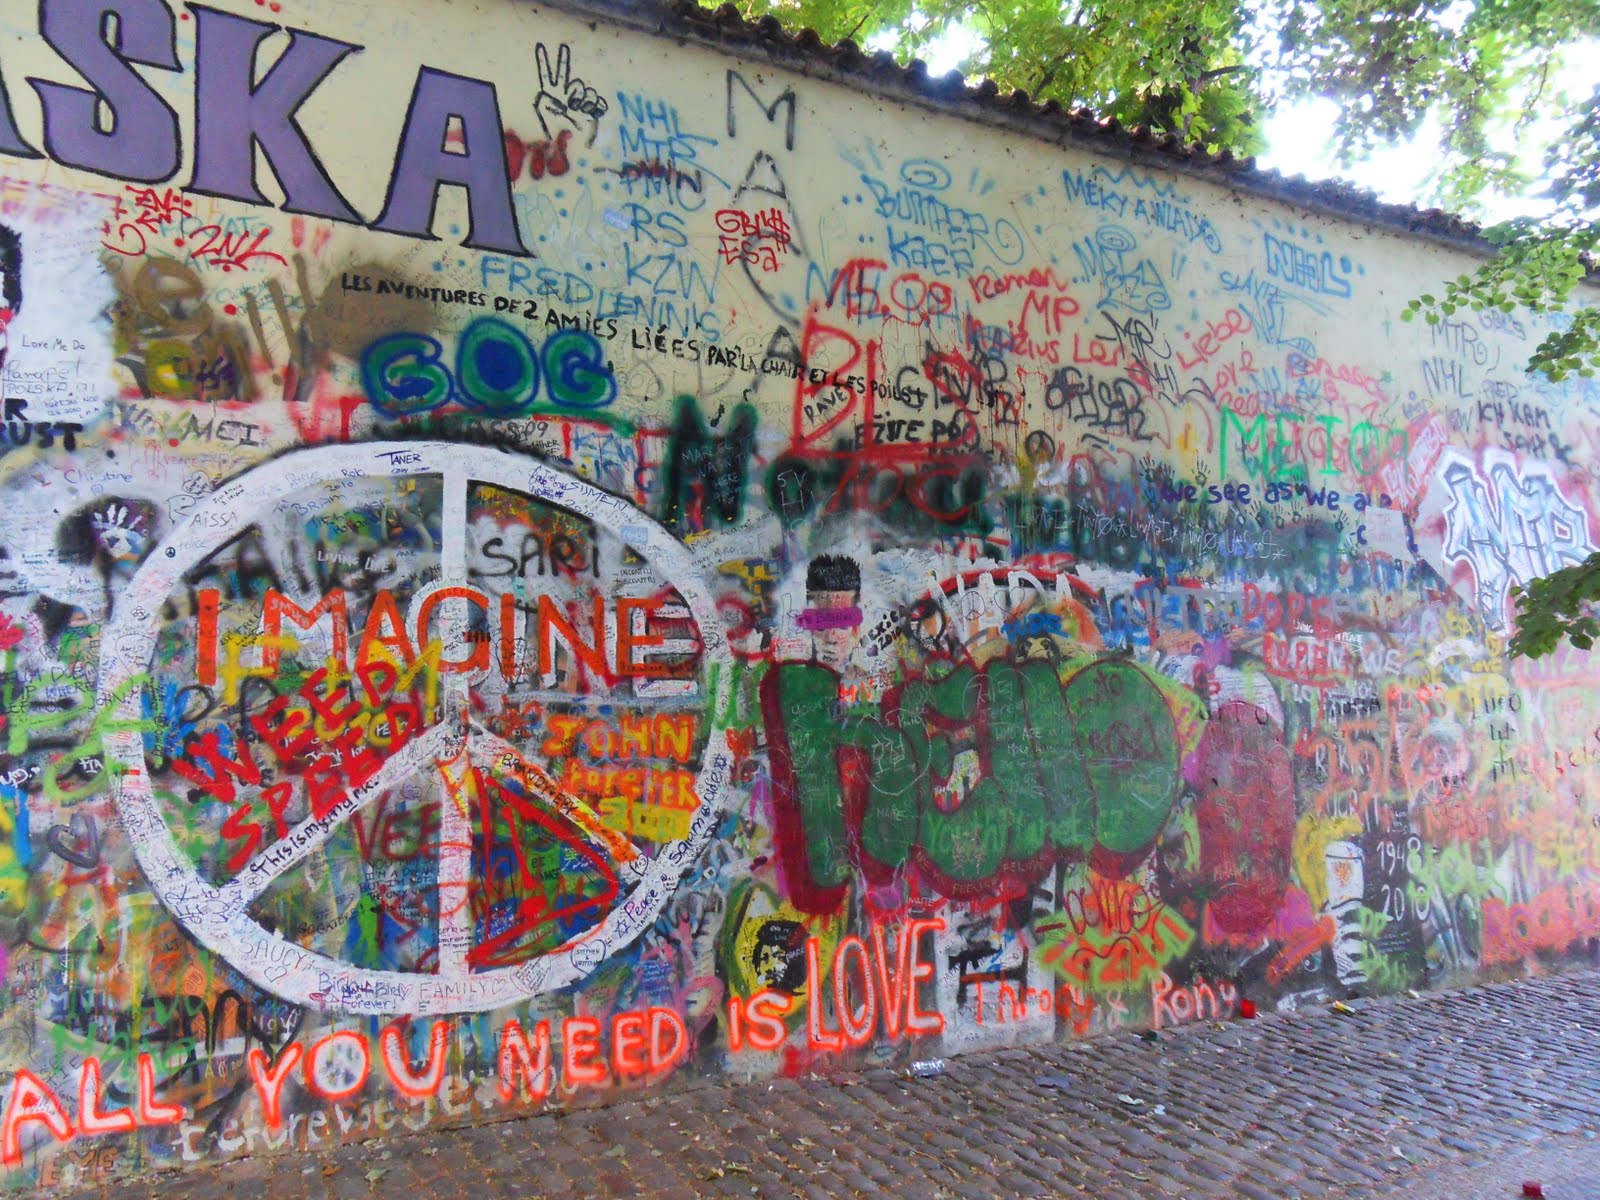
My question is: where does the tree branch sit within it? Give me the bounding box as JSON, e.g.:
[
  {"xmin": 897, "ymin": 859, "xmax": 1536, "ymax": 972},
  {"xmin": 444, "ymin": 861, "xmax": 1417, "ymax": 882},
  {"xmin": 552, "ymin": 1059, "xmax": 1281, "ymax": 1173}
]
[
  {"xmin": 1195, "ymin": 63, "xmax": 1246, "ymax": 86},
  {"xmin": 845, "ymin": 3, "xmax": 879, "ymax": 41},
  {"xmin": 1034, "ymin": 53, "xmax": 1069, "ymax": 94}
]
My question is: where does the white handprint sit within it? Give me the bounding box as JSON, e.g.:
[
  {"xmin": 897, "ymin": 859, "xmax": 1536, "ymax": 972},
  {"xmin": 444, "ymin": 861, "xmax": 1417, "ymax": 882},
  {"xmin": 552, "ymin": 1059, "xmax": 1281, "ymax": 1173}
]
[{"xmin": 93, "ymin": 502, "xmax": 147, "ymax": 562}]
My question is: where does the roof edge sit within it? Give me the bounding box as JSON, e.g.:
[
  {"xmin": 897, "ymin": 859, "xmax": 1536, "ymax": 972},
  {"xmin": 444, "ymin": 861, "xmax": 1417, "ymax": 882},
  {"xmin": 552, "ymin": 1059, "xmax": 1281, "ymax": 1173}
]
[{"xmin": 547, "ymin": 0, "xmax": 1502, "ymax": 259}]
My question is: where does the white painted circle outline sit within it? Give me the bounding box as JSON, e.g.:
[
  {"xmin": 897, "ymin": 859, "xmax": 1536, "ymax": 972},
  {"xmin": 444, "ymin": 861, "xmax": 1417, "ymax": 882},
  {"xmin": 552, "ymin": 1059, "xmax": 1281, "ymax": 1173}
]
[{"xmin": 99, "ymin": 441, "xmax": 734, "ymax": 1015}]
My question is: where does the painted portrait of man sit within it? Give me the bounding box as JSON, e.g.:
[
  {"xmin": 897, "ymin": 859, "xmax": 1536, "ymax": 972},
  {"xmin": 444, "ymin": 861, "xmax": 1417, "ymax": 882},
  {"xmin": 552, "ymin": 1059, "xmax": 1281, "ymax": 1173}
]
[
  {"xmin": 750, "ymin": 918, "xmax": 808, "ymax": 994},
  {"xmin": 802, "ymin": 553, "xmax": 862, "ymax": 671}
]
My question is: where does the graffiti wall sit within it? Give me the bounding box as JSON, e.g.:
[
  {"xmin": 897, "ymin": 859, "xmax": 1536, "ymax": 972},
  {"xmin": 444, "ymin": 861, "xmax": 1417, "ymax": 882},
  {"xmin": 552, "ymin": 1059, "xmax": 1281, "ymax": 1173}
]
[{"xmin": 0, "ymin": 0, "xmax": 1596, "ymax": 1183}]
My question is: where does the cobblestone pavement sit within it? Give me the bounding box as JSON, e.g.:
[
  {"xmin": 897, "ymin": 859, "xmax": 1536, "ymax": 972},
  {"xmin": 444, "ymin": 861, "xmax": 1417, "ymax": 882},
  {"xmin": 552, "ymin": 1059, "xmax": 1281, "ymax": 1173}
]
[{"xmin": 64, "ymin": 970, "xmax": 1600, "ymax": 1200}]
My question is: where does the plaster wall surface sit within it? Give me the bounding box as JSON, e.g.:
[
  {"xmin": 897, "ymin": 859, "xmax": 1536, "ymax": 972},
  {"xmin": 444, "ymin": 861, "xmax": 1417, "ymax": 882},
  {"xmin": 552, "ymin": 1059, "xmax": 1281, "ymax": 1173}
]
[{"xmin": 0, "ymin": 0, "xmax": 1594, "ymax": 1185}]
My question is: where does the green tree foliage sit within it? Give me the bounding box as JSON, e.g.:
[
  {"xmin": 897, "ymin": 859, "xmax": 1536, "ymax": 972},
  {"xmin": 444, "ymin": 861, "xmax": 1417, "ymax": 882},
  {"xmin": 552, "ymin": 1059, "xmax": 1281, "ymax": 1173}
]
[
  {"xmin": 1509, "ymin": 553, "xmax": 1600, "ymax": 658},
  {"xmin": 736, "ymin": 0, "xmax": 1264, "ymax": 153}
]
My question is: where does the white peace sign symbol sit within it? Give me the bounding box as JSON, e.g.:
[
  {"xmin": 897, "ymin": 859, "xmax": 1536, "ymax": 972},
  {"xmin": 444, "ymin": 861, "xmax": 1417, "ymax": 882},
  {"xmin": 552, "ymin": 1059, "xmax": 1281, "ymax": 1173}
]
[{"xmin": 98, "ymin": 442, "xmax": 735, "ymax": 1015}]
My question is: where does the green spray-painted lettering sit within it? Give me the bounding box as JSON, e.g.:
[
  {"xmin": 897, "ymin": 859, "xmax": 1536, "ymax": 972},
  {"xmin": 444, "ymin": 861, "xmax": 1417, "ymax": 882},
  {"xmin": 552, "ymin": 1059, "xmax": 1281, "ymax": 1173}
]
[{"xmin": 763, "ymin": 657, "xmax": 1180, "ymax": 911}]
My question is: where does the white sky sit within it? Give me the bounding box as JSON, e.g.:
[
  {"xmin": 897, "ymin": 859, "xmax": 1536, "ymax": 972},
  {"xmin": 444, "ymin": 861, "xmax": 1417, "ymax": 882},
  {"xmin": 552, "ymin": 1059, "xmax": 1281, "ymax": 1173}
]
[{"xmin": 1258, "ymin": 101, "xmax": 1442, "ymax": 205}]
